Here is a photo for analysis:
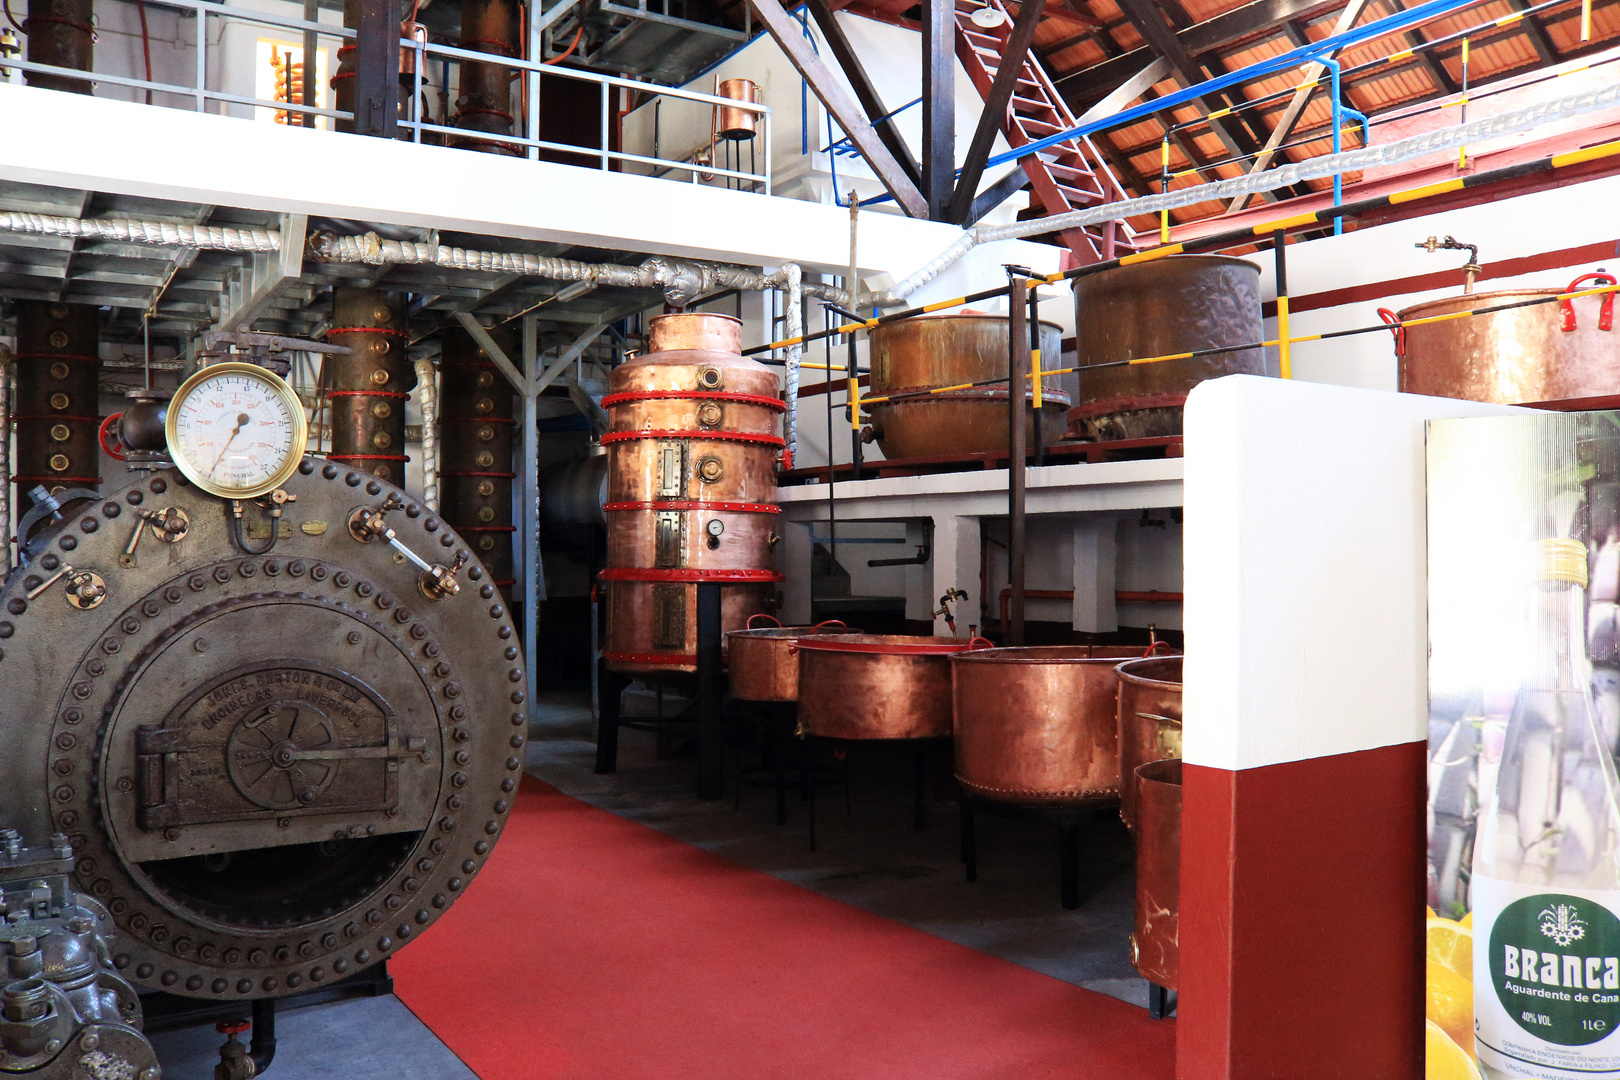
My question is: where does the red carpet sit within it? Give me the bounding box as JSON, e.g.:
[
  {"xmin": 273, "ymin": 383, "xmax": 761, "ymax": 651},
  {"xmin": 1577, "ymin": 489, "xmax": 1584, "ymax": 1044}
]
[{"xmin": 392, "ymin": 776, "xmax": 1176, "ymax": 1080}]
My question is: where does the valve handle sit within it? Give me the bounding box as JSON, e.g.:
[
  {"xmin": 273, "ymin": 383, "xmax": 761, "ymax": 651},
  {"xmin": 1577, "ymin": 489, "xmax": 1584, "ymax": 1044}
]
[
  {"xmin": 98, "ymin": 413, "xmax": 128, "ymax": 461},
  {"xmin": 746, "ymin": 613, "xmax": 782, "ymax": 628},
  {"xmin": 811, "ymin": 619, "xmax": 847, "ymax": 631},
  {"xmin": 1143, "ymin": 640, "xmax": 1176, "ymax": 657},
  {"xmin": 967, "ymin": 636, "xmax": 996, "ymax": 650},
  {"xmin": 216, "ymin": 1019, "xmax": 251, "ymax": 1036},
  {"xmin": 1560, "ymin": 271, "xmax": 1617, "ymax": 333},
  {"xmin": 1376, "ymin": 308, "xmax": 1406, "ymax": 357}
]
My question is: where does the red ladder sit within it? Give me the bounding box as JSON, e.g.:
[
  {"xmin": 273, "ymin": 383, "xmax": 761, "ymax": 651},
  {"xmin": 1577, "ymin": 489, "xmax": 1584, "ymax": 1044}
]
[{"xmin": 954, "ymin": 0, "xmax": 1142, "ymax": 264}]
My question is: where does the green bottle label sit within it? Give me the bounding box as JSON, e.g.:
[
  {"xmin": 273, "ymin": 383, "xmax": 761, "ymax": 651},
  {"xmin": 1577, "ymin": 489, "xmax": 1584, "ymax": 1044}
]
[{"xmin": 1490, "ymin": 893, "xmax": 1620, "ymax": 1046}]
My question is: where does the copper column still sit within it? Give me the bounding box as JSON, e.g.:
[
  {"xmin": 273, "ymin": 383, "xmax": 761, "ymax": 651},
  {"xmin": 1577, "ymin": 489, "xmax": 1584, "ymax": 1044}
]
[
  {"xmin": 1068, "ymin": 255, "xmax": 1264, "ymax": 441},
  {"xmin": 439, "ymin": 325, "xmax": 517, "ymax": 588},
  {"xmin": 324, "ymin": 288, "xmax": 415, "ymax": 486},
  {"xmin": 1395, "ymin": 271, "xmax": 1620, "ymax": 404},
  {"xmin": 950, "ymin": 645, "xmax": 1146, "ymax": 806},
  {"xmin": 332, "ymin": 0, "xmax": 423, "ymax": 135},
  {"xmin": 1132, "ymin": 758, "xmax": 1182, "ymax": 991},
  {"xmin": 1114, "ymin": 653, "xmax": 1183, "ymax": 831},
  {"xmin": 12, "ymin": 301, "xmax": 100, "ymax": 499},
  {"xmin": 796, "ymin": 635, "xmax": 972, "ymax": 739},
  {"xmin": 866, "ymin": 315, "xmax": 1067, "ymax": 459},
  {"xmin": 600, "ymin": 313, "xmax": 784, "ymax": 674},
  {"xmin": 727, "ymin": 617, "xmax": 851, "ymax": 702},
  {"xmin": 23, "ymin": 0, "xmax": 93, "ymax": 94},
  {"xmin": 451, "ymin": 0, "xmax": 521, "ymax": 154}
]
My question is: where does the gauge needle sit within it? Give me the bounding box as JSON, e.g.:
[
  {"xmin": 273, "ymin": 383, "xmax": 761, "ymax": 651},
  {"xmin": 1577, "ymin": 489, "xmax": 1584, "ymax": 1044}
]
[{"xmin": 208, "ymin": 413, "xmax": 252, "ymax": 478}]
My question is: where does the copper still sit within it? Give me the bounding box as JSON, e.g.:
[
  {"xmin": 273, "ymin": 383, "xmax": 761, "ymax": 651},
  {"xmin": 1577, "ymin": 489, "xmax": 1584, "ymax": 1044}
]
[
  {"xmin": 439, "ymin": 324, "xmax": 517, "ymax": 588},
  {"xmin": 726, "ymin": 617, "xmax": 851, "ymax": 702},
  {"xmin": 12, "ymin": 301, "xmax": 100, "ymax": 501},
  {"xmin": 324, "ymin": 288, "xmax": 414, "ymax": 487},
  {"xmin": 1068, "ymin": 255, "xmax": 1264, "ymax": 441},
  {"xmin": 601, "ymin": 313, "xmax": 784, "ymax": 674},
  {"xmin": 1132, "ymin": 758, "xmax": 1182, "ymax": 990},
  {"xmin": 950, "ymin": 645, "xmax": 1144, "ymax": 806},
  {"xmin": 451, "ymin": 0, "xmax": 521, "ymax": 153},
  {"xmin": 1395, "ymin": 271, "xmax": 1620, "ymax": 404},
  {"xmin": 865, "ymin": 314, "xmax": 1067, "ymax": 459},
  {"xmin": 715, "ymin": 78, "xmax": 761, "ymax": 140},
  {"xmin": 796, "ymin": 635, "xmax": 971, "ymax": 739},
  {"xmin": 1114, "ymin": 654, "xmax": 1183, "ymax": 831},
  {"xmin": 23, "ymin": 0, "xmax": 93, "ymax": 94}
]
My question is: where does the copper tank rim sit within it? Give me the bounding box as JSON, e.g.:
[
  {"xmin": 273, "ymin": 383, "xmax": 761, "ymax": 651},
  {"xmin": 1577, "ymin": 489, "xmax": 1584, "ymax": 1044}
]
[
  {"xmin": 1396, "ymin": 287, "xmax": 1561, "ymax": 319},
  {"xmin": 1114, "ymin": 654, "xmax": 1184, "ymax": 688},
  {"xmin": 796, "ymin": 633, "xmax": 975, "ymax": 655},
  {"xmin": 885, "ymin": 313, "xmax": 1064, "ymax": 333},
  {"xmin": 950, "ymin": 645, "xmax": 1149, "ymax": 665},
  {"xmin": 1080, "ymin": 252, "xmax": 1258, "ymax": 277},
  {"xmin": 726, "ymin": 625, "xmax": 855, "ymax": 642}
]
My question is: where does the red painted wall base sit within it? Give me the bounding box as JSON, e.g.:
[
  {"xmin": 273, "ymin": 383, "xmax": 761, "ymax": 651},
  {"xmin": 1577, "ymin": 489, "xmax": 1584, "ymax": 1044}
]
[{"xmin": 1178, "ymin": 742, "xmax": 1427, "ymax": 1080}]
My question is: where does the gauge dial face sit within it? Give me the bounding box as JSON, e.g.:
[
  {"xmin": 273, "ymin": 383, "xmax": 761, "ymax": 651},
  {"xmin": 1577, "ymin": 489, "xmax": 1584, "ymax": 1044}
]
[{"xmin": 166, "ymin": 363, "xmax": 309, "ymax": 499}]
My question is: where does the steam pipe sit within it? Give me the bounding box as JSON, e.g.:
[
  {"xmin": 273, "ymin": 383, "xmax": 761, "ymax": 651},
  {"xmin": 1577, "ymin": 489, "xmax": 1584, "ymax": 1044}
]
[
  {"xmin": 414, "ymin": 354, "xmax": 438, "ymax": 511},
  {"xmin": 782, "ymin": 262, "xmax": 803, "ymax": 468}
]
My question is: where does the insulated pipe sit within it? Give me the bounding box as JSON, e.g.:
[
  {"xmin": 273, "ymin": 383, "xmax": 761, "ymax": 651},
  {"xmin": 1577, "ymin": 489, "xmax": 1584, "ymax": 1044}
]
[
  {"xmin": 24, "ymin": 0, "xmax": 93, "ymax": 94},
  {"xmin": 452, "ymin": 0, "xmax": 521, "ymax": 154},
  {"xmin": 326, "ymin": 288, "xmax": 414, "ymax": 486},
  {"xmin": 782, "ymin": 263, "xmax": 802, "ymax": 469},
  {"xmin": 12, "ymin": 301, "xmax": 100, "ymax": 501},
  {"xmin": 414, "ymin": 354, "xmax": 439, "ymax": 511}
]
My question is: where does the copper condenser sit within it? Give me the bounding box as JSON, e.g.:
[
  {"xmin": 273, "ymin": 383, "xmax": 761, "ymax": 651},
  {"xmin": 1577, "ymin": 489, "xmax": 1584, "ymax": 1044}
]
[
  {"xmin": 866, "ymin": 314, "xmax": 1067, "ymax": 459},
  {"xmin": 600, "ymin": 313, "xmax": 784, "ymax": 674},
  {"xmin": 950, "ymin": 645, "xmax": 1145, "ymax": 806},
  {"xmin": 1132, "ymin": 758, "xmax": 1182, "ymax": 995},
  {"xmin": 1114, "ymin": 653, "xmax": 1183, "ymax": 831},
  {"xmin": 715, "ymin": 78, "xmax": 761, "ymax": 141},
  {"xmin": 1068, "ymin": 255, "xmax": 1264, "ymax": 441},
  {"xmin": 1396, "ymin": 269, "xmax": 1620, "ymax": 404}
]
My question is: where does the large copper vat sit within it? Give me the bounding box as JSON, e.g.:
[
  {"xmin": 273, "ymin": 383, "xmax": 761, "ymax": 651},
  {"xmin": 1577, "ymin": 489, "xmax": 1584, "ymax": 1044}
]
[
  {"xmin": 866, "ymin": 314, "xmax": 1067, "ymax": 459},
  {"xmin": 727, "ymin": 617, "xmax": 852, "ymax": 702},
  {"xmin": 600, "ymin": 313, "xmax": 785, "ymax": 674},
  {"xmin": 1115, "ymin": 654, "xmax": 1183, "ymax": 830},
  {"xmin": 797, "ymin": 635, "xmax": 972, "ymax": 739},
  {"xmin": 1132, "ymin": 758, "xmax": 1182, "ymax": 990},
  {"xmin": 1396, "ymin": 274, "xmax": 1620, "ymax": 403},
  {"xmin": 950, "ymin": 645, "xmax": 1143, "ymax": 806},
  {"xmin": 1069, "ymin": 255, "xmax": 1264, "ymax": 441}
]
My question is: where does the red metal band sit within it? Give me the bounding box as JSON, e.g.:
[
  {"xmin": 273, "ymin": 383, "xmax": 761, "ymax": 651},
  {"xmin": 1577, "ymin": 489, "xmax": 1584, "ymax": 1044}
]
[
  {"xmin": 441, "ymin": 360, "xmax": 499, "ymax": 370},
  {"xmin": 599, "ymin": 430, "xmax": 785, "ymax": 448},
  {"xmin": 13, "ymin": 415, "xmax": 102, "ymax": 423},
  {"xmin": 442, "ymin": 416, "xmax": 517, "ymax": 424},
  {"xmin": 327, "ymin": 390, "xmax": 410, "ymax": 399},
  {"xmin": 327, "ymin": 453, "xmax": 409, "ymax": 462},
  {"xmin": 603, "ymin": 650, "xmax": 697, "ymax": 666},
  {"xmin": 601, "ymin": 390, "xmax": 787, "ymax": 413},
  {"xmin": 603, "ymin": 500, "xmax": 781, "ymax": 514},
  {"xmin": 23, "ymin": 15, "xmax": 94, "ymax": 34},
  {"xmin": 329, "ymin": 72, "xmax": 356, "ymax": 82},
  {"xmin": 796, "ymin": 638, "xmax": 969, "ymax": 656},
  {"xmin": 12, "ymin": 475, "xmax": 101, "ymax": 485},
  {"xmin": 443, "ymin": 471, "xmax": 518, "ymax": 479},
  {"xmin": 493, "ymin": 579, "xmax": 517, "ymax": 587},
  {"xmin": 12, "ymin": 353, "xmax": 99, "ymax": 364},
  {"xmin": 451, "ymin": 525, "xmax": 517, "ymax": 532},
  {"xmin": 458, "ymin": 39, "xmax": 517, "ymax": 55},
  {"xmin": 598, "ymin": 568, "xmax": 785, "ymax": 583},
  {"xmin": 324, "ymin": 326, "xmax": 409, "ymax": 337},
  {"xmin": 454, "ymin": 108, "xmax": 515, "ymax": 121}
]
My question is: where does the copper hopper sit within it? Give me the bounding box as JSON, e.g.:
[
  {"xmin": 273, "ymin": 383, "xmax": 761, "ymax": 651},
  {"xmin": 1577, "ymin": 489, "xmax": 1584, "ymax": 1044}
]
[
  {"xmin": 1114, "ymin": 654, "xmax": 1183, "ymax": 831},
  {"xmin": 796, "ymin": 635, "xmax": 973, "ymax": 739}
]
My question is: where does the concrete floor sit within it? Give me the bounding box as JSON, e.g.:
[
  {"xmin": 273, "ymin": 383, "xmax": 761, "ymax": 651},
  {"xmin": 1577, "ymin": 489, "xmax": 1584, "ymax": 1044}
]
[{"xmin": 146, "ymin": 686, "xmax": 1154, "ymax": 1079}]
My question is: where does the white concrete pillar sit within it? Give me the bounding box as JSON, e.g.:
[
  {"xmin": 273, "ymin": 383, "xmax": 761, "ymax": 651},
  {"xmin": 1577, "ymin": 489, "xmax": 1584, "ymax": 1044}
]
[{"xmin": 1072, "ymin": 518, "xmax": 1118, "ymax": 633}]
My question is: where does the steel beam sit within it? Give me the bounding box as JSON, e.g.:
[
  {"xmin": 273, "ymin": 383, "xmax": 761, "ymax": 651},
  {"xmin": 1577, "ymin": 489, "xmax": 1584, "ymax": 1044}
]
[
  {"xmin": 217, "ymin": 214, "xmax": 308, "ymax": 330},
  {"xmin": 749, "ymin": 0, "xmax": 929, "ymax": 217},
  {"xmin": 922, "ymin": 0, "xmax": 955, "ymax": 219},
  {"xmin": 355, "ymin": 0, "xmax": 401, "ymax": 137},
  {"xmin": 947, "ymin": 0, "xmax": 1046, "ymax": 224},
  {"xmin": 803, "ymin": 0, "xmax": 924, "ymax": 192}
]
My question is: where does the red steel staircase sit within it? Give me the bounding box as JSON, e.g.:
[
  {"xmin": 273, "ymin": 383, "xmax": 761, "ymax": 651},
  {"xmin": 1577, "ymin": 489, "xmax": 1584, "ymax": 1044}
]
[{"xmin": 954, "ymin": 0, "xmax": 1143, "ymax": 264}]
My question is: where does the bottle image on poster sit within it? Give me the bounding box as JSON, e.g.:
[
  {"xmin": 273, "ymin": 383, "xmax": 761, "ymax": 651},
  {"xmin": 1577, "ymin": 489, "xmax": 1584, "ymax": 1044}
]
[{"xmin": 1429, "ymin": 413, "xmax": 1620, "ymax": 1080}]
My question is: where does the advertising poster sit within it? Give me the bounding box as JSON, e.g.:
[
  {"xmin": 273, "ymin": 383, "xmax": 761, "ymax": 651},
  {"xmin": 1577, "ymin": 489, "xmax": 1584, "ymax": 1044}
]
[{"xmin": 1427, "ymin": 412, "xmax": 1620, "ymax": 1080}]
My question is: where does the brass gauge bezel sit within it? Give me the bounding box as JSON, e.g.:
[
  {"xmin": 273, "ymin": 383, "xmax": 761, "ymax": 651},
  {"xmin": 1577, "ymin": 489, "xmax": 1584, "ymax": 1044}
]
[{"xmin": 165, "ymin": 362, "xmax": 309, "ymax": 500}]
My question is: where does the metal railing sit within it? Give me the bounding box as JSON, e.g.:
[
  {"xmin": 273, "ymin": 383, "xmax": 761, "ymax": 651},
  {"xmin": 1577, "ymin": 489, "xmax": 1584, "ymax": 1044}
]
[{"xmin": 2, "ymin": 0, "xmax": 771, "ymax": 192}]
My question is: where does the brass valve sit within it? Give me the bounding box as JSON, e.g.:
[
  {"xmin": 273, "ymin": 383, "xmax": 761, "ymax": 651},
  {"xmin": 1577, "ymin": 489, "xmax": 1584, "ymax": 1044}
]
[
  {"xmin": 933, "ymin": 587, "xmax": 968, "ymax": 633},
  {"xmin": 419, "ymin": 550, "xmax": 468, "ymax": 601},
  {"xmin": 346, "ymin": 492, "xmax": 405, "ymax": 544}
]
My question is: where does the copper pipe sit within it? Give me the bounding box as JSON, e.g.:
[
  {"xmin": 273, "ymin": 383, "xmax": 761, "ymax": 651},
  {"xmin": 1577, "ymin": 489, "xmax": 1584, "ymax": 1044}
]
[
  {"xmin": 24, "ymin": 0, "xmax": 93, "ymax": 94},
  {"xmin": 994, "ymin": 587, "xmax": 1185, "ymax": 634},
  {"xmin": 12, "ymin": 301, "xmax": 100, "ymax": 500},
  {"xmin": 451, "ymin": 0, "xmax": 520, "ymax": 154},
  {"xmin": 439, "ymin": 324, "xmax": 516, "ymax": 587},
  {"xmin": 325, "ymin": 288, "xmax": 413, "ymax": 487}
]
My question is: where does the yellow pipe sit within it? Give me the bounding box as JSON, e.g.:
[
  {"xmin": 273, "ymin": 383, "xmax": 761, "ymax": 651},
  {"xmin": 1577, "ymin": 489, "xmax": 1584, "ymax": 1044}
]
[
  {"xmin": 1583, "ymin": 0, "xmax": 1593, "ymax": 40},
  {"xmin": 849, "ymin": 369, "xmax": 861, "ymax": 431},
  {"xmin": 1276, "ymin": 294, "xmax": 1292, "ymax": 380},
  {"xmin": 1031, "ymin": 348, "xmax": 1043, "ymax": 409}
]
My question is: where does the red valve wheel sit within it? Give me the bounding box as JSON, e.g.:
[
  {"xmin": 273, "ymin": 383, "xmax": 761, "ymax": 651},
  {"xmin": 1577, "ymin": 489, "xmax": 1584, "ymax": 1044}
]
[
  {"xmin": 1560, "ymin": 271, "xmax": 1617, "ymax": 333},
  {"xmin": 216, "ymin": 1019, "xmax": 251, "ymax": 1036},
  {"xmin": 98, "ymin": 413, "xmax": 127, "ymax": 461}
]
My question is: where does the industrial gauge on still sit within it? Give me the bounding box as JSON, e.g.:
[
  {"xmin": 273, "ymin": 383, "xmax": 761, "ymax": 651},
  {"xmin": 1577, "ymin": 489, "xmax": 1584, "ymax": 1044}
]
[{"xmin": 165, "ymin": 362, "xmax": 309, "ymax": 499}]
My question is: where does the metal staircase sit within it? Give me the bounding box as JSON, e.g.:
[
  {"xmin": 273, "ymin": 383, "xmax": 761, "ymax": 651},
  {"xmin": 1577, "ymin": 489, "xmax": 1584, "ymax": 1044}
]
[{"xmin": 954, "ymin": 0, "xmax": 1143, "ymax": 263}]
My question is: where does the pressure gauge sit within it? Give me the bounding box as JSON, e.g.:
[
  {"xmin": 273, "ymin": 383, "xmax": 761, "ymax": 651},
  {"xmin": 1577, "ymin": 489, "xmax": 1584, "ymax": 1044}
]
[
  {"xmin": 706, "ymin": 519, "xmax": 725, "ymax": 537},
  {"xmin": 166, "ymin": 362, "xmax": 309, "ymax": 499}
]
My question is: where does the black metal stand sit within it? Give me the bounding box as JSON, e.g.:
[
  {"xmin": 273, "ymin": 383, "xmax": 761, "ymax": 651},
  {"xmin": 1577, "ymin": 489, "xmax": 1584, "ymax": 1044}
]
[
  {"xmin": 958, "ymin": 795, "xmax": 1097, "ymax": 910},
  {"xmin": 697, "ymin": 582, "xmax": 724, "ymax": 800},
  {"xmin": 1147, "ymin": 983, "xmax": 1174, "ymax": 1019},
  {"xmin": 733, "ymin": 702, "xmax": 844, "ymax": 826},
  {"xmin": 804, "ymin": 737, "xmax": 944, "ymax": 852},
  {"xmin": 593, "ymin": 660, "xmax": 630, "ymax": 774},
  {"xmin": 141, "ymin": 959, "xmax": 392, "ymax": 1035}
]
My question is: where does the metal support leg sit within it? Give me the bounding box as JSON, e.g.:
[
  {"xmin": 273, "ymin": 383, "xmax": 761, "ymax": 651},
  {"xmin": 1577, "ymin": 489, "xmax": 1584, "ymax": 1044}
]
[
  {"xmin": 1148, "ymin": 983, "xmax": 1170, "ymax": 1020},
  {"xmin": 1060, "ymin": 817, "xmax": 1080, "ymax": 910},
  {"xmin": 913, "ymin": 741, "xmax": 928, "ymax": 831},
  {"xmin": 807, "ymin": 736, "xmax": 819, "ymax": 852},
  {"xmin": 594, "ymin": 661, "xmax": 624, "ymax": 774},
  {"xmin": 697, "ymin": 582, "xmax": 724, "ymax": 799},
  {"xmin": 960, "ymin": 798, "xmax": 977, "ymax": 883}
]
